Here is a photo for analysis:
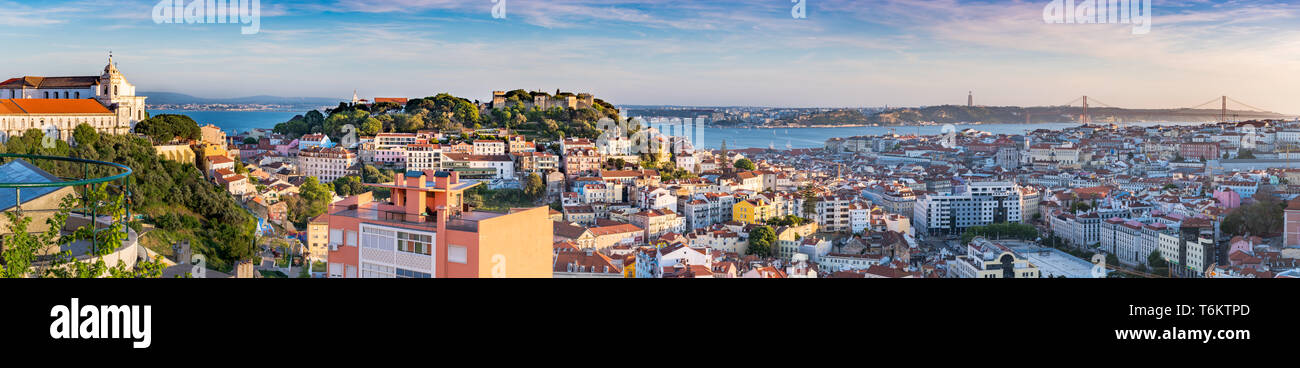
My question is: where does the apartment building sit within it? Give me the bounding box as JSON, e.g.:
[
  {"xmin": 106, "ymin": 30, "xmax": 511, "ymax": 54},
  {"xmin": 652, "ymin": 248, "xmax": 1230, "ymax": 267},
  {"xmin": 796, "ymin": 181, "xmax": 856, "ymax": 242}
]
[
  {"xmin": 914, "ymin": 181, "xmax": 1023, "ymax": 237},
  {"xmin": 298, "ymin": 146, "xmax": 359, "ymax": 183},
  {"xmin": 325, "ymin": 171, "xmax": 553, "ymax": 278}
]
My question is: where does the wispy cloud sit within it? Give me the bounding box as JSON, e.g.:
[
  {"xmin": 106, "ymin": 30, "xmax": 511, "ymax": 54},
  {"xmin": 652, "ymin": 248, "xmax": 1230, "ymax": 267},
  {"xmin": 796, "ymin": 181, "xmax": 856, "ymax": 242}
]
[{"xmin": 1, "ymin": 0, "xmax": 1295, "ymax": 112}]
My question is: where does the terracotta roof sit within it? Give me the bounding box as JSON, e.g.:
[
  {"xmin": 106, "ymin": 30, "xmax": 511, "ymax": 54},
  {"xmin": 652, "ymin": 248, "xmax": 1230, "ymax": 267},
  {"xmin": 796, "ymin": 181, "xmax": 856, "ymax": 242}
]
[
  {"xmin": 0, "ymin": 76, "xmax": 100, "ymax": 89},
  {"xmin": 0, "ymin": 99, "xmax": 113, "ymax": 115},
  {"xmin": 590, "ymin": 223, "xmax": 642, "ymax": 236},
  {"xmin": 373, "ymin": 97, "xmax": 408, "ymax": 105},
  {"xmin": 553, "ymin": 222, "xmax": 591, "ymax": 239},
  {"xmin": 554, "ymin": 250, "xmax": 621, "ymax": 274}
]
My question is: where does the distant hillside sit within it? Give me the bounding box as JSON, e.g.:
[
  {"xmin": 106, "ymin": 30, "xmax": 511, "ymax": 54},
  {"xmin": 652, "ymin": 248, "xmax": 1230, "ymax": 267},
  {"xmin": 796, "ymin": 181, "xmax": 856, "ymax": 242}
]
[
  {"xmin": 140, "ymin": 92, "xmax": 340, "ymax": 106},
  {"xmin": 774, "ymin": 105, "xmax": 1294, "ymax": 126}
]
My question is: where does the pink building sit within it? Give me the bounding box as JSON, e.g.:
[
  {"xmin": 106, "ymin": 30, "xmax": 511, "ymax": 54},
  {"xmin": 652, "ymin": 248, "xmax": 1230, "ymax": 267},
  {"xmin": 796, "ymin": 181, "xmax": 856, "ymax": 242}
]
[
  {"xmin": 325, "ymin": 170, "xmax": 554, "ymax": 278},
  {"xmin": 1285, "ymin": 200, "xmax": 1300, "ymax": 248},
  {"xmin": 1213, "ymin": 188, "xmax": 1242, "ymax": 209}
]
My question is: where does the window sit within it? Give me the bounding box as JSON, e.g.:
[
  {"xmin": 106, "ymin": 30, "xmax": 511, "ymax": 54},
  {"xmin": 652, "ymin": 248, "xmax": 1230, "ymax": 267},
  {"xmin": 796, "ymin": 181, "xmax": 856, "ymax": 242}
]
[
  {"xmin": 396, "ymin": 268, "xmax": 432, "ymax": 278},
  {"xmin": 329, "ymin": 229, "xmax": 343, "ymax": 245},
  {"xmin": 449, "ymin": 245, "xmax": 467, "ymax": 264},
  {"xmin": 361, "ymin": 263, "xmax": 395, "ymax": 278},
  {"xmin": 396, "ymin": 232, "xmax": 432, "ymax": 255}
]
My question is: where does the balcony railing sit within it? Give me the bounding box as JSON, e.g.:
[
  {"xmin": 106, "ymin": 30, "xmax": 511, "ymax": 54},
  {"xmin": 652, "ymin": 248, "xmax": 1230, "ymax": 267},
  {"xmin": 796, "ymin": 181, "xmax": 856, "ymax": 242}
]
[{"xmin": 330, "ymin": 205, "xmax": 479, "ymax": 232}]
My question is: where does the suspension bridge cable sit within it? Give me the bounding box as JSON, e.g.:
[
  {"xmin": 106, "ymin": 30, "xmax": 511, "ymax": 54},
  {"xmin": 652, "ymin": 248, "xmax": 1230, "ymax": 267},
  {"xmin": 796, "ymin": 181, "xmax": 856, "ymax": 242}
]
[
  {"xmin": 1087, "ymin": 98, "xmax": 1118, "ymax": 108},
  {"xmin": 1183, "ymin": 97, "xmax": 1222, "ymax": 110},
  {"xmin": 1226, "ymin": 97, "xmax": 1271, "ymax": 113}
]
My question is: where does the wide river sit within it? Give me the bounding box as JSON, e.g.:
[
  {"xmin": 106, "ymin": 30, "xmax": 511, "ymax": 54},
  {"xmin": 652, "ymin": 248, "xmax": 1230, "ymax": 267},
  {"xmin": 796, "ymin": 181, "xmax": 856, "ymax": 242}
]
[{"xmin": 154, "ymin": 109, "xmax": 1207, "ymax": 150}]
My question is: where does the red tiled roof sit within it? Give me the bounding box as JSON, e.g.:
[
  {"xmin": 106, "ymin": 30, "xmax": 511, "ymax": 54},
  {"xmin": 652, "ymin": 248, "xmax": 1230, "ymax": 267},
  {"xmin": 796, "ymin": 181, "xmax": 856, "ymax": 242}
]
[
  {"xmin": 0, "ymin": 99, "xmax": 113, "ymax": 115},
  {"xmin": 373, "ymin": 97, "xmax": 408, "ymax": 105}
]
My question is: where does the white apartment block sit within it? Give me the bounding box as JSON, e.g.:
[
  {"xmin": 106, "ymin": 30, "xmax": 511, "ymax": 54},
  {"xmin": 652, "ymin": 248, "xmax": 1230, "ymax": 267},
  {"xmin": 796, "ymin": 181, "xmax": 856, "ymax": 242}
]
[
  {"xmin": 473, "ymin": 140, "xmax": 506, "ymax": 155},
  {"xmin": 328, "ymin": 223, "xmax": 437, "ymax": 279},
  {"xmin": 816, "ymin": 195, "xmax": 852, "ymax": 233},
  {"xmin": 299, "ymin": 146, "xmax": 359, "ymax": 183},
  {"xmin": 914, "ymin": 181, "xmax": 1023, "ymax": 236},
  {"xmin": 1049, "ymin": 212, "xmax": 1101, "ymax": 248},
  {"xmin": 405, "ymin": 144, "xmax": 442, "ymax": 171},
  {"xmin": 374, "ymin": 133, "xmax": 420, "ymax": 149}
]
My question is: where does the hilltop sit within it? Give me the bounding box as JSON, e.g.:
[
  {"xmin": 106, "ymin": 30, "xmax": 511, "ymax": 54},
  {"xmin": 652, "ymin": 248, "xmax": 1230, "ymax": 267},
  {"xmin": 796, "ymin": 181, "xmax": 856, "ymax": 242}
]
[{"xmin": 272, "ymin": 90, "xmax": 622, "ymax": 142}]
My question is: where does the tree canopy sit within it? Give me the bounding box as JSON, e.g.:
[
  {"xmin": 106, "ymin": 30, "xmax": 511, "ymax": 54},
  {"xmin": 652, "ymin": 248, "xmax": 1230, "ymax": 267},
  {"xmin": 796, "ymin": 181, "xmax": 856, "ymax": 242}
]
[
  {"xmin": 734, "ymin": 158, "xmax": 756, "ymax": 171},
  {"xmin": 134, "ymin": 114, "xmax": 200, "ymax": 144},
  {"xmin": 747, "ymin": 226, "xmax": 777, "ymax": 257}
]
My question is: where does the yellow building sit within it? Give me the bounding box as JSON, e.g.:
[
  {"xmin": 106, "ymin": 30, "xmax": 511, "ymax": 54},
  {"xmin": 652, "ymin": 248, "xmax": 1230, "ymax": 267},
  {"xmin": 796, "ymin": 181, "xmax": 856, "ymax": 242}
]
[
  {"xmin": 305, "ymin": 215, "xmax": 329, "ymax": 263},
  {"xmin": 733, "ymin": 199, "xmax": 774, "ymax": 225},
  {"xmin": 197, "ymin": 142, "xmax": 229, "ymax": 159}
]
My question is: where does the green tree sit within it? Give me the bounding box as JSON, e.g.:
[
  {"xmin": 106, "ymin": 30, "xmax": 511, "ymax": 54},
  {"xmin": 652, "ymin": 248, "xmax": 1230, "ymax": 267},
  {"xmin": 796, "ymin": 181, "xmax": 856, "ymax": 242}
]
[
  {"xmin": 1221, "ymin": 196, "xmax": 1284, "ymax": 237},
  {"xmin": 289, "ymin": 177, "xmax": 334, "ymax": 227},
  {"xmin": 242, "ymin": 137, "xmax": 259, "ymax": 145},
  {"xmin": 747, "ymin": 226, "xmax": 777, "ymax": 257},
  {"xmin": 734, "ymin": 158, "xmax": 756, "ymax": 171},
  {"xmin": 332, "ymin": 175, "xmax": 365, "ymax": 197},
  {"xmin": 801, "ymin": 189, "xmax": 819, "ymax": 218},
  {"xmin": 1148, "ymin": 250, "xmax": 1169, "ymax": 276},
  {"xmin": 134, "ymin": 114, "xmax": 201, "ymax": 144},
  {"xmin": 1070, "ymin": 201, "xmax": 1092, "ymax": 214},
  {"xmin": 73, "ymin": 123, "xmax": 99, "ymax": 147},
  {"xmin": 361, "ymin": 165, "xmax": 394, "ymax": 184},
  {"xmin": 523, "ymin": 173, "xmax": 546, "ymax": 201}
]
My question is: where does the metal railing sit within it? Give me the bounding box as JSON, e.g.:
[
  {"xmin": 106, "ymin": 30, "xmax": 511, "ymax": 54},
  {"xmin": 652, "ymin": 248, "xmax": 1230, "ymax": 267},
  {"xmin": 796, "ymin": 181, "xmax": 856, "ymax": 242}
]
[
  {"xmin": 329, "ymin": 205, "xmax": 479, "ymax": 232},
  {"xmin": 0, "ymin": 153, "xmax": 134, "ymax": 256}
]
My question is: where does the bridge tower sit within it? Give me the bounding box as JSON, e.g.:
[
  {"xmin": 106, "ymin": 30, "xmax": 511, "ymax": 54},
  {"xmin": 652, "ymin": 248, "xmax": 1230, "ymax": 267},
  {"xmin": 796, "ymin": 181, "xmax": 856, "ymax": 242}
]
[
  {"xmin": 1221, "ymin": 96, "xmax": 1228, "ymax": 123},
  {"xmin": 1082, "ymin": 95, "xmax": 1090, "ymax": 124}
]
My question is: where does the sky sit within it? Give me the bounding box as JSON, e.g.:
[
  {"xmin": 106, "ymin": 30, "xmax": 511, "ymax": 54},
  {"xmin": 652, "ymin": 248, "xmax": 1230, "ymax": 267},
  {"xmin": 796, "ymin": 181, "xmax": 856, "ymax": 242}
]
[{"xmin": 1, "ymin": 0, "xmax": 1297, "ymax": 113}]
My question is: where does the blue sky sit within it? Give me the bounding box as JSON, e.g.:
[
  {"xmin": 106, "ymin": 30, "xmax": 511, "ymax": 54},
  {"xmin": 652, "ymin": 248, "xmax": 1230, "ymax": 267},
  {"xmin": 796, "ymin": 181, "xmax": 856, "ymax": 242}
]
[{"xmin": 1, "ymin": 0, "xmax": 1297, "ymax": 112}]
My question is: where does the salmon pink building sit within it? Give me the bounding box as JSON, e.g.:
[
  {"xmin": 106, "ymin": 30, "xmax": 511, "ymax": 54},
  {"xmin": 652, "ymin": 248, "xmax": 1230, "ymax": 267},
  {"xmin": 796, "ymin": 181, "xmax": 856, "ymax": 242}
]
[{"xmin": 326, "ymin": 170, "xmax": 553, "ymax": 278}]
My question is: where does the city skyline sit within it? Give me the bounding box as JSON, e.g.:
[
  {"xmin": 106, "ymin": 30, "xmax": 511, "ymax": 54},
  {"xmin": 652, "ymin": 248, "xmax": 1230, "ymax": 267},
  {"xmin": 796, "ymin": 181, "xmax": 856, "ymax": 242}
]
[{"xmin": 1, "ymin": 0, "xmax": 1298, "ymax": 113}]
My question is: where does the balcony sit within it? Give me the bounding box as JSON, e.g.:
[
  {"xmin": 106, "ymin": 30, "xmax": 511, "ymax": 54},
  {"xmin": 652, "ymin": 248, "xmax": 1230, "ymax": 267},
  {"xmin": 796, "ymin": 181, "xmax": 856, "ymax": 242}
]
[{"xmin": 330, "ymin": 204, "xmax": 480, "ymax": 232}]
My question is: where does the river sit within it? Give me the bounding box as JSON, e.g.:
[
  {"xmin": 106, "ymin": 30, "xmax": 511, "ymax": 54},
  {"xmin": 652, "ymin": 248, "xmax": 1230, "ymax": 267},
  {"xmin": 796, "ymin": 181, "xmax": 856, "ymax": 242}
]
[{"xmin": 153, "ymin": 109, "xmax": 1209, "ymax": 150}]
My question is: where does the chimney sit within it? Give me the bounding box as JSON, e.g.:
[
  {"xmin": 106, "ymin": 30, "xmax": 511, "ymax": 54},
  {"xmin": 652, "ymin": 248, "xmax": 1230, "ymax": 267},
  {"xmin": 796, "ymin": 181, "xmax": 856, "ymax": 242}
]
[
  {"xmin": 436, "ymin": 205, "xmax": 448, "ymax": 277},
  {"xmin": 436, "ymin": 171, "xmax": 451, "ymax": 189},
  {"xmin": 413, "ymin": 172, "xmax": 426, "ymax": 188}
]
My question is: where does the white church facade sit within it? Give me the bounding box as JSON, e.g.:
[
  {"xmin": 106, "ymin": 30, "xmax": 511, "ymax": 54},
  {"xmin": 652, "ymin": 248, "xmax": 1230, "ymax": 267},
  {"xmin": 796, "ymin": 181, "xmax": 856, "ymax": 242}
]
[{"xmin": 0, "ymin": 55, "xmax": 147, "ymax": 143}]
